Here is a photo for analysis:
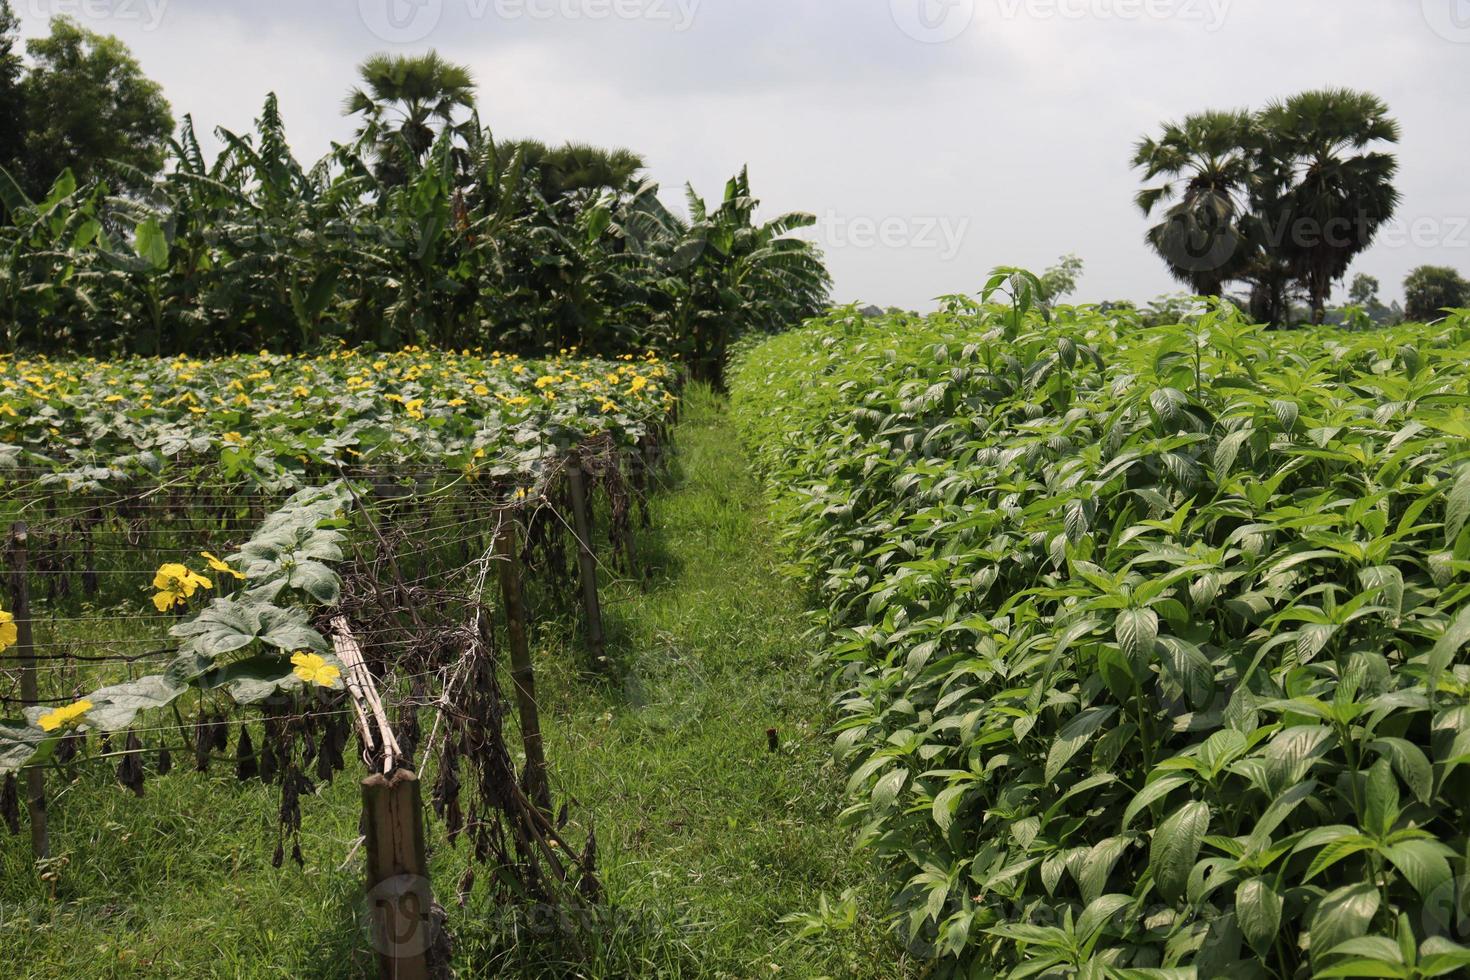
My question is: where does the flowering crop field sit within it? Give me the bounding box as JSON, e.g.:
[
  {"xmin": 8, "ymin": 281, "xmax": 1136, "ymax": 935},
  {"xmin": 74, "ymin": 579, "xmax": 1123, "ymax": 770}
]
[
  {"xmin": 0, "ymin": 346, "xmax": 674, "ymax": 493},
  {"xmin": 731, "ymin": 294, "xmax": 1470, "ymax": 976},
  {"xmin": 0, "ymin": 344, "xmax": 678, "ymax": 973}
]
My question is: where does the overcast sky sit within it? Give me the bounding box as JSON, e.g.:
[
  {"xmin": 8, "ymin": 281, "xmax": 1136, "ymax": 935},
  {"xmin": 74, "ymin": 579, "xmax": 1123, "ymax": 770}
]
[{"xmin": 12, "ymin": 0, "xmax": 1470, "ymax": 309}]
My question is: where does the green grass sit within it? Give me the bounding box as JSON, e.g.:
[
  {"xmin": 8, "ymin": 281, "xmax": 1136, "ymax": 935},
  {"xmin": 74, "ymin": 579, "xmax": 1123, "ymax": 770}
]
[{"xmin": 1, "ymin": 385, "xmax": 908, "ymax": 978}]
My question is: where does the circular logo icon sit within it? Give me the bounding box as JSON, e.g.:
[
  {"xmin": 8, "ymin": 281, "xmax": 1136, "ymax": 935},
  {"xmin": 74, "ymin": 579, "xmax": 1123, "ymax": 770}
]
[
  {"xmin": 1424, "ymin": 0, "xmax": 1470, "ymax": 42},
  {"xmin": 361, "ymin": 874, "xmax": 437, "ymax": 957},
  {"xmin": 1423, "ymin": 876, "xmax": 1470, "ymax": 942},
  {"xmin": 891, "ymin": 0, "xmax": 976, "ymax": 43},
  {"xmin": 359, "ymin": 0, "xmax": 445, "ymax": 43}
]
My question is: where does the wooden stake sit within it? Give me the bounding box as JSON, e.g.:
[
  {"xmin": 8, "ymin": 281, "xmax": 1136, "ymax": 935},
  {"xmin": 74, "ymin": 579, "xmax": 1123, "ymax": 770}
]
[
  {"xmin": 494, "ymin": 517, "xmax": 551, "ymax": 814},
  {"xmin": 566, "ymin": 463, "xmax": 607, "ymax": 668},
  {"xmin": 8, "ymin": 523, "xmax": 47, "ymax": 860},
  {"xmin": 362, "ymin": 769, "xmax": 435, "ymax": 980},
  {"xmin": 333, "ymin": 616, "xmax": 402, "ymax": 774}
]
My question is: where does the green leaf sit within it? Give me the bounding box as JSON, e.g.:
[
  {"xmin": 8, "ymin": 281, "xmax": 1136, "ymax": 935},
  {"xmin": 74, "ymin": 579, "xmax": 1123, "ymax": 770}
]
[
  {"xmin": 1427, "ymin": 606, "xmax": 1470, "ymax": 689},
  {"xmin": 84, "ymin": 674, "xmax": 189, "ymax": 732},
  {"xmin": 1447, "ymin": 463, "xmax": 1470, "ymax": 548},
  {"xmin": 1122, "ymin": 774, "xmax": 1191, "ymax": 830},
  {"xmin": 1364, "ymin": 758, "xmax": 1400, "ymax": 837},
  {"xmin": 1364, "ymin": 743, "xmax": 1434, "ymax": 805},
  {"xmin": 285, "ymin": 560, "xmax": 341, "ymax": 604},
  {"xmin": 1310, "ymin": 883, "xmax": 1380, "ymax": 969},
  {"xmin": 0, "ymin": 721, "xmax": 46, "ymax": 776},
  {"xmin": 872, "ymin": 767, "xmax": 907, "ymax": 807},
  {"xmin": 1149, "ymin": 800, "xmax": 1209, "ymax": 903},
  {"xmin": 932, "ymin": 783, "xmax": 969, "ymax": 834},
  {"xmin": 1236, "ymin": 876, "xmax": 1282, "ymax": 956},
  {"xmin": 134, "ymin": 218, "xmax": 170, "ymax": 271},
  {"xmin": 169, "ymin": 600, "xmax": 263, "ymax": 659},
  {"xmin": 1044, "ymin": 706, "xmax": 1117, "ymax": 784},
  {"xmin": 171, "ymin": 600, "xmax": 327, "ymax": 661},
  {"xmin": 1382, "ymin": 839, "xmax": 1453, "ymax": 900},
  {"xmin": 1115, "ymin": 608, "xmax": 1159, "ymax": 666}
]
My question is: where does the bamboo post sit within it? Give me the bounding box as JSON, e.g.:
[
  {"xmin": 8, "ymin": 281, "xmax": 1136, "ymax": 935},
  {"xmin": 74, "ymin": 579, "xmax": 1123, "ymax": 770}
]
[
  {"xmin": 565, "ymin": 463, "xmax": 608, "ymax": 668},
  {"xmin": 362, "ymin": 769, "xmax": 434, "ymax": 980},
  {"xmin": 8, "ymin": 523, "xmax": 47, "ymax": 860},
  {"xmin": 494, "ymin": 516, "xmax": 552, "ymax": 814}
]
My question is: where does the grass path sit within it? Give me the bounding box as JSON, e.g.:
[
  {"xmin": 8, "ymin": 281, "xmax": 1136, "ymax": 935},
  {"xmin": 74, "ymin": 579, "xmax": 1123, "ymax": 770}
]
[
  {"xmin": 492, "ymin": 384, "xmax": 905, "ymax": 977},
  {"xmin": 0, "ymin": 385, "xmax": 905, "ymax": 978}
]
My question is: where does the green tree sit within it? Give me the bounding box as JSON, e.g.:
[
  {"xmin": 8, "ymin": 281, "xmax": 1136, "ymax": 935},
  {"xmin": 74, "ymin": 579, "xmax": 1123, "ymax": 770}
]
[
  {"xmin": 1132, "ymin": 110, "xmax": 1256, "ymax": 297},
  {"xmin": 1039, "ymin": 253, "xmax": 1084, "ymax": 306},
  {"xmin": 1258, "ymin": 89, "xmax": 1400, "ymax": 325},
  {"xmin": 497, "ymin": 138, "xmax": 644, "ymax": 200},
  {"xmin": 1348, "ymin": 272, "xmax": 1380, "ymax": 307},
  {"xmin": 1403, "ymin": 265, "xmax": 1468, "ymax": 321},
  {"xmin": 18, "ymin": 17, "xmax": 174, "ymax": 198},
  {"xmin": 344, "ymin": 51, "xmax": 475, "ymax": 181},
  {"xmin": 0, "ymin": 0, "xmax": 24, "ymax": 193},
  {"xmin": 662, "ymin": 167, "xmax": 830, "ymax": 383}
]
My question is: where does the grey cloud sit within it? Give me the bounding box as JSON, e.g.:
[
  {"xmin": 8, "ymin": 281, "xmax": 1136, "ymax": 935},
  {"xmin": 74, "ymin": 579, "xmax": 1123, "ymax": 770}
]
[{"xmin": 11, "ymin": 0, "xmax": 1468, "ymax": 310}]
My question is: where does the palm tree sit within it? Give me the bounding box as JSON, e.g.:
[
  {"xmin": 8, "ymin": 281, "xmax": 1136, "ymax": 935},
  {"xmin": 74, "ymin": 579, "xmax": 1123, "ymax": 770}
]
[
  {"xmin": 494, "ymin": 138, "xmax": 644, "ymax": 201},
  {"xmin": 1132, "ymin": 110, "xmax": 1257, "ymax": 297},
  {"xmin": 1257, "ymin": 89, "xmax": 1400, "ymax": 325},
  {"xmin": 344, "ymin": 52, "xmax": 476, "ymax": 181}
]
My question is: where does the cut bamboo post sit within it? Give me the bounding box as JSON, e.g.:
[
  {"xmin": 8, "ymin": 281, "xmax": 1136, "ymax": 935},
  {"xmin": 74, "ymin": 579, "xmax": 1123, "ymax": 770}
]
[
  {"xmin": 333, "ymin": 616, "xmax": 403, "ymax": 775},
  {"xmin": 565, "ymin": 463, "xmax": 607, "ymax": 668},
  {"xmin": 362, "ymin": 769, "xmax": 434, "ymax": 980},
  {"xmin": 493, "ymin": 516, "xmax": 552, "ymax": 814},
  {"xmin": 8, "ymin": 523, "xmax": 47, "ymax": 861}
]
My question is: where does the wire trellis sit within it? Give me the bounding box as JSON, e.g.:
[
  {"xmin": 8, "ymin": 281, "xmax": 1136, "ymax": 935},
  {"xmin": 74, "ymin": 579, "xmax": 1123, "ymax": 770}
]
[{"xmin": 1, "ymin": 422, "xmax": 670, "ymax": 966}]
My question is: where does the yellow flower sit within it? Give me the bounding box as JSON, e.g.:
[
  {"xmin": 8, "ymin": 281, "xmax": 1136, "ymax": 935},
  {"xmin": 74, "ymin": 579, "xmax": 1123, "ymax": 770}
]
[
  {"xmin": 535, "ymin": 375, "xmax": 560, "ymax": 389},
  {"xmin": 39, "ymin": 699, "xmax": 93, "ymax": 733},
  {"xmin": 0, "ymin": 609, "xmax": 16, "ymax": 651},
  {"xmin": 628, "ymin": 375, "xmax": 650, "ymax": 394},
  {"xmin": 600, "ymin": 400, "xmax": 617, "ymax": 413},
  {"xmin": 152, "ymin": 563, "xmax": 212, "ymax": 612},
  {"xmin": 222, "ymin": 431, "xmax": 244, "ymax": 445},
  {"xmin": 447, "ymin": 398, "xmax": 467, "ymax": 408},
  {"xmin": 291, "ymin": 652, "xmax": 341, "ymax": 689},
  {"xmin": 201, "ymin": 552, "xmax": 245, "ymax": 581}
]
